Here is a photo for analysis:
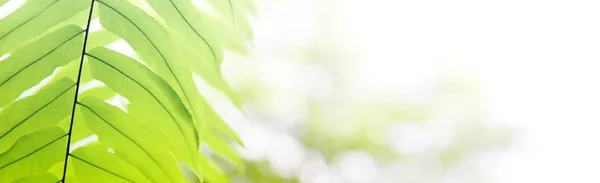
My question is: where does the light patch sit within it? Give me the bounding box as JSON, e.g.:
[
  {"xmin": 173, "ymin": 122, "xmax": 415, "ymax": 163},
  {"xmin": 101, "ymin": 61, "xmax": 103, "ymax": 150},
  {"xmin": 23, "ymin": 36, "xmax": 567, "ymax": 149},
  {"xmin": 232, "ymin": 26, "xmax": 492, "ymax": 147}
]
[
  {"xmin": 69, "ymin": 135, "xmax": 98, "ymax": 153},
  {"xmin": 105, "ymin": 39, "xmax": 138, "ymax": 60},
  {"xmin": 78, "ymin": 79, "xmax": 105, "ymax": 94},
  {"xmin": 387, "ymin": 123, "xmax": 453, "ymax": 156},
  {"xmin": 267, "ymin": 133, "xmax": 305, "ymax": 178},
  {"xmin": 199, "ymin": 143, "xmax": 213, "ymax": 155},
  {"xmin": 334, "ymin": 151, "xmax": 379, "ymax": 183},
  {"xmin": 108, "ymin": 147, "xmax": 115, "ymax": 153},
  {"xmin": 192, "ymin": 74, "xmax": 245, "ymax": 134},
  {"xmin": 88, "ymin": 18, "xmax": 103, "ymax": 33},
  {"xmin": 15, "ymin": 68, "xmax": 59, "ymax": 101},
  {"xmin": 0, "ymin": 0, "xmax": 25, "ymax": 20},
  {"xmin": 299, "ymin": 156, "xmax": 329, "ymax": 183},
  {"xmin": 0, "ymin": 53, "xmax": 10, "ymax": 62},
  {"xmin": 105, "ymin": 94, "xmax": 130, "ymax": 112},
  {"xmin": 314, "ymin": 173, "xmax": 344, "ymax": 183},
  {"xmin": 178, "ymin": 162, "xmax": 199, "ymax": 182},
  {"xmin": 190, "ymin": 0, "xmax": 217, "ymax": 17},
  {"xmin": 199, "ymin": 142, "xmax": 236, "ymax": 173},
  {"xmin": 234, "ymin": 125, "xmax": 269, "ymax": 161},
  {"xmin": 105, "ymin": 39, "xmax": 150, "ymax": 69}
]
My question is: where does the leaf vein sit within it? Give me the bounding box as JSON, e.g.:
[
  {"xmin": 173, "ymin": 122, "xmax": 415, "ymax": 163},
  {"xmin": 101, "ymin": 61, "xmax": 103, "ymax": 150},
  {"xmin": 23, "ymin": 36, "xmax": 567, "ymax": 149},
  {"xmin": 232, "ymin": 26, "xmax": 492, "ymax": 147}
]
[
  {"xmin": 0, "ymin": 0, "xmax": 61, "ymax": 41},
  {"xmin": 76, "ymin": 102, "xmax": 173, "ymax": 182},
  {"xmin": 69, "ymin": 154, "xmax": 135, "ymax": 183},
  {"xmin": 85, "ymin": 53, "xmax": 187, "ymax": 148},
  {"xmin": 0, "ymin": 83, "xmax": 76, "ymax": 140},
  {"xmin": 0, "ymin": 30, "xmax": 85, "ymax": 87},
  {"xmin": 168, "ymin": 0, "xmax": 218, "ymax": 65},
  {"xmin": 0, "ymin": 133, "xmax": 67, "ymax": 169},
  {"xmin": 96, "ymin": 0, "xmax": 197, "ymax": 147}
]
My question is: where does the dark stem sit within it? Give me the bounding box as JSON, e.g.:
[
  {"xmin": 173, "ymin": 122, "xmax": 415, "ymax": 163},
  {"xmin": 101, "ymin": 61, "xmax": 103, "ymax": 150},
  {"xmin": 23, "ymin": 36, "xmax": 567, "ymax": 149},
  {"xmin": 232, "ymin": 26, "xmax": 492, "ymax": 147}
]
[{"xmin": 60, "ymin": 0, "xmax": 96, "ymax": 181}]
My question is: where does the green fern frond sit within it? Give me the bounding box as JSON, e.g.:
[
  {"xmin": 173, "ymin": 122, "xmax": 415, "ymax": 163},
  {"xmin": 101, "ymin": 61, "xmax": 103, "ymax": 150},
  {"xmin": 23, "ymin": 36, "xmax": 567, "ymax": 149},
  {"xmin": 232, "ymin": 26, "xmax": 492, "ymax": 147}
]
[{"xmin": 0, "ymin": 0, "xmax": 254, "ymax": 182}]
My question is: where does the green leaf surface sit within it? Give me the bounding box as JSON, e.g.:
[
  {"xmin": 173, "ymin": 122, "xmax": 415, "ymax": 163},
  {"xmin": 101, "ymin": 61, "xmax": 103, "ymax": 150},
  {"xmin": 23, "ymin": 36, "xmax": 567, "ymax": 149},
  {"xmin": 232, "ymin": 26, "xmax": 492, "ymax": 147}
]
[
  {"xmin": 86, "ymin": 47, "xmax": 196, "ymax": 161},
  {"xmin": 201, "ymin": 130, "xmax": 243, "ymax": 172},
  {"xmin": 78, "ymin": 86, "xmax": 116, "ymax": 101},
  {"xmin": 0, "ymin": 0, "xmax": 9, "ymax": 7},
  {"xmin": 0, "ymin": 0, "xmax": 89, "ymax": 55},
  {"xmin": 0, "ymin": 78, "xmax": 76, "ymax": 154},
  {"xmin": 0, "ymin": 127, "xmax": 68, "ymax": 182},
  {"xmin": 87, "ymin": 30, "xmax": 120, "ymax": 50},
  {"xmin": 60, "ymin": 113, "xmax": 91, "ymax": 144},
  {"xmin": 70, "ymin": 142, "xmax": 152, "ymax": 183},
  {"xmin": 96, "ymin": 0, "xmax": 185, "ymax": 93},
  {"xmin": 97, "ymin": 0, "xmax": 238, "ymax": 119},
  {"xmin": 197, "ymin": 154, "xmax": 229, "ymax": 183},
  {"xmin": 0, "ymin": 0, "xmax": 254, "ymax": 181},
  {"xmin": 77, "ymin": 97, "xmax": 187, "ymax": 183},
  {"xmin": 205, "ymin": 0, "xmax": 255, "ymax": 41},
  {"xmin": 11, "ymin": 173, "xmax": 60, "ymax": 183},
  {"xmin": 145, "ymin": 0, "xmax": 250, "ymax": 63},
  {"xmin": 0, "ymin": 25, "xmax": 83, "ymax": 108},
  {"xmin": 145, "ymin": 0, "xmax": 247, "ymax": 106}
]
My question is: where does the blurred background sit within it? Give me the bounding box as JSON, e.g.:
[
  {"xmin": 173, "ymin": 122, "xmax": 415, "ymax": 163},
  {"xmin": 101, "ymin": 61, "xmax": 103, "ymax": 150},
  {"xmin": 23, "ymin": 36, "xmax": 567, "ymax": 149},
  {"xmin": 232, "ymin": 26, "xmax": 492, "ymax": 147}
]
[
  {"xmin": 210, "ymin": 0, "xmax": 600, "ymax": 182},
  {"xmin": 1, "ymin": 0, "xmax": 599, "ymax": 182}
]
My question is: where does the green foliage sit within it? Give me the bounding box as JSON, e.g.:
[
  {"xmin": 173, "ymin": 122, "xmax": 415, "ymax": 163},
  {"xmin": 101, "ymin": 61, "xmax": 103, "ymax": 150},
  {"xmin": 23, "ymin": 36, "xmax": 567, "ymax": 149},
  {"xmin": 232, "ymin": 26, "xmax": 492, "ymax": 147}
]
[{"xmin": 0, "ymin": 0, "xmax": 254, "ymax": 182}]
